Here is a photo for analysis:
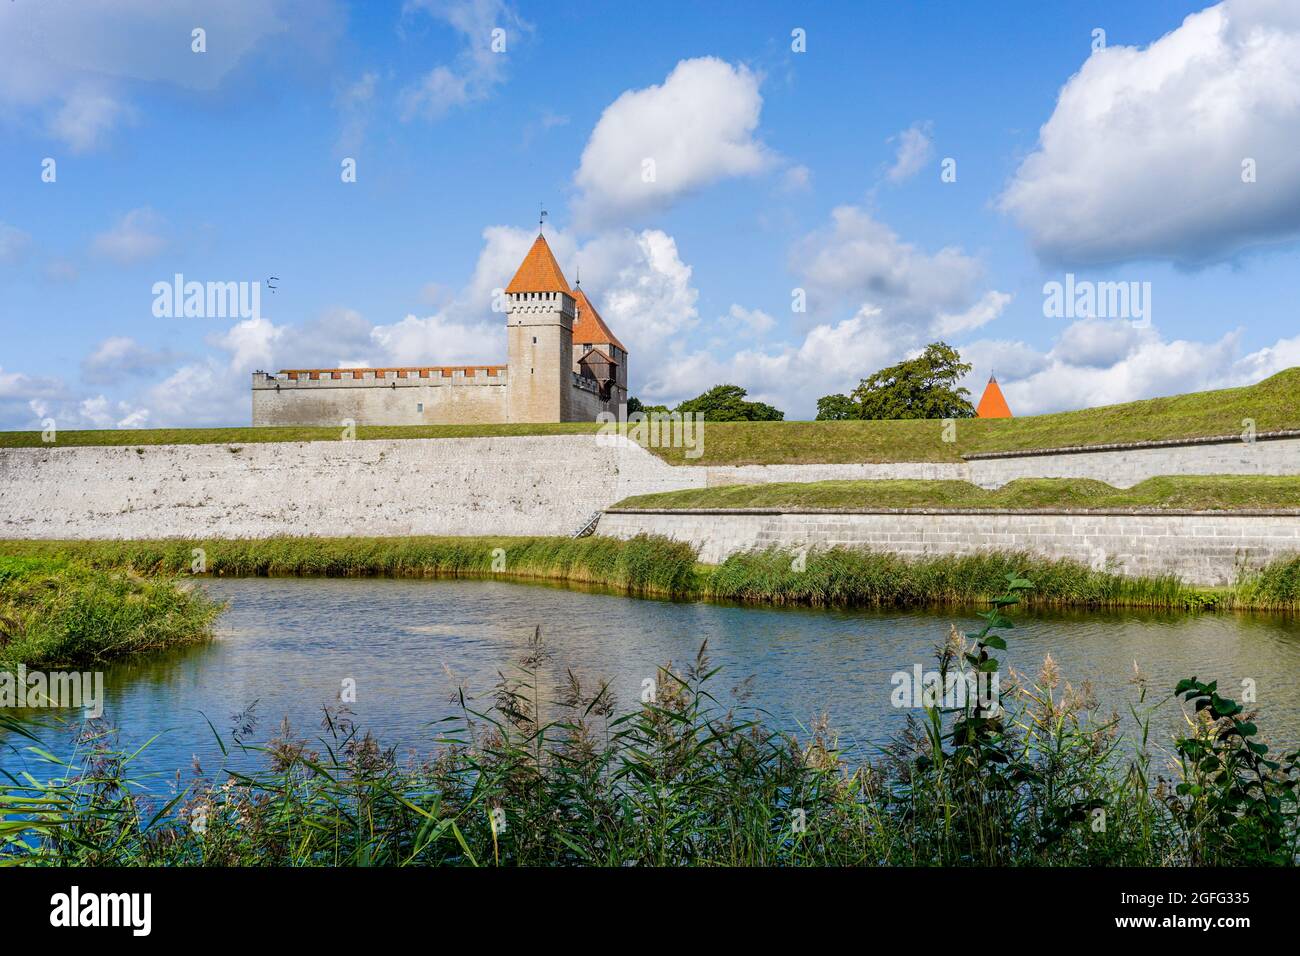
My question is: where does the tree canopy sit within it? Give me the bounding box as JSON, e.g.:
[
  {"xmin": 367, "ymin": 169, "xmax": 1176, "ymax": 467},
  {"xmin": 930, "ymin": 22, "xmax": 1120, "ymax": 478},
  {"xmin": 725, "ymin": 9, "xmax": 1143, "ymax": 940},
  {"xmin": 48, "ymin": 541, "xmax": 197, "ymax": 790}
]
[
  {"xmin": 815, "ymin": 342, "xmax": 975, "ymax": 420},
  {"xmin": 814, "ymin": 393, "xmax": 858, "ymax": 421},
  {"xmin": 675, "ymin": 384, "xmax": 784, "ymax": 422}
]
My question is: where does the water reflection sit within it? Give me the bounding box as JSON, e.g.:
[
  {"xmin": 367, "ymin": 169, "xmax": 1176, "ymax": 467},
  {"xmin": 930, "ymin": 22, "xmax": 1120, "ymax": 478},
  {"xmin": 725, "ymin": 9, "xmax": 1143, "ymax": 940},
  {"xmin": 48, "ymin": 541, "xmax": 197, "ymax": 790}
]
[{"xmin": 3, "ymin": 578, "xmax": 1299, "ymax": 780}]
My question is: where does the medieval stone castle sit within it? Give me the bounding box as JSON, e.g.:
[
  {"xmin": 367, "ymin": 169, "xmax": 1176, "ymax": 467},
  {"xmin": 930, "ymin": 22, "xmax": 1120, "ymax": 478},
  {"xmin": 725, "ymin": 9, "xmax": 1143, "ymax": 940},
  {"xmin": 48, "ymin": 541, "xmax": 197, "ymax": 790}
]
[{"xmin": 251, "ymin": 232, "xmax": 628, "ymax": 425}]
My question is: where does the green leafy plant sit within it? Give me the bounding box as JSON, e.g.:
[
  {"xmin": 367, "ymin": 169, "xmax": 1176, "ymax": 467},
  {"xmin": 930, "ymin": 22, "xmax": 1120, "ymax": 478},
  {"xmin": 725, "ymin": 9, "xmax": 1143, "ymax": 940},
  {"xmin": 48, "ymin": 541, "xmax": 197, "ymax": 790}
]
[{"xmin": 1167, "ymin": 678, "xmax": 1300, "ymax": 865}]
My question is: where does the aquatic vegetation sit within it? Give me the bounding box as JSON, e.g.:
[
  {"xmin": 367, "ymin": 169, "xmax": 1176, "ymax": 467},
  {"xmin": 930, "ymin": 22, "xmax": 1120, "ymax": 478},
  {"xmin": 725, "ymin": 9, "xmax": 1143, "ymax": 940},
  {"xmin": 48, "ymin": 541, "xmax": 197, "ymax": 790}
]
[
  {"xmin": 0, "ymin": 536, "xmax": 700, "ymax": 599},
  {"xmin": 0, "ymin": 556, "xmax": 220, "ymax": 669},
  {"xmin": 3, "ymin": 576, "xmax": 1297, "ymax": 867},
  {"xmin": 705, "ymin": 546, "xmax": 1221, "ymax": 610},
  {"xmin": 3, "ymin": 536, "xmax": 1296, "ymax": 610}
]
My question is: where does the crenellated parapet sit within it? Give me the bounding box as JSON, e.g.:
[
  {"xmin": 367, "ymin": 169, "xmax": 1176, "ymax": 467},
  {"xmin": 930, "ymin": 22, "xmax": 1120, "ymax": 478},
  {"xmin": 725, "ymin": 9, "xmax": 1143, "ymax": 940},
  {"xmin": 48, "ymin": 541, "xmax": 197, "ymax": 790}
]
[
  {"xmin": 505, "ymin": 290, "xmax": 575, "ymax": 320},
  {"xmin": 252, "ymin": 367, "xmax": 508, "ymax": 389}
]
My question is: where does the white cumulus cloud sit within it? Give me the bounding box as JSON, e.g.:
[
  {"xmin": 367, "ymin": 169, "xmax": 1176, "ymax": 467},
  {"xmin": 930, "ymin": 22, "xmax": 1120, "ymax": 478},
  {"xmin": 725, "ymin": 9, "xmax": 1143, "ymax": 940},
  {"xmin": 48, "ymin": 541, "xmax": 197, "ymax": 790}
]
[
  {"xmin": 886, "ymin": 121, "xmax": 933, "ymax": 183},
  {"xmin": 573, "ymin": 57, "xmax": 772, "ymax": 227},
  {"xmin": 575, "ymin": 229, "xmax": 700, "ymax": 353},
  {"xmin": 790, "ymin": 205, "xmax": 1009, "ymax": 334},
  {"xmin": 964, "ymin": 320, "xmax": 1300, "ymax": 416},
  {"xmin": 76, "ymin": 395, "xmax": 151, "ymax": 430},
  {"xmin": 638, "ymin": 306, "xmax": 900, "ymax": 418},
  {"xmin": 399, "ymin": 0, "xmax": 527, "ymax": 121},
  {"xmin": 421, "ymin": 223, "xmax": 701, "ymax": 358},
  {"xmin": 81, "ymin": 337, "xmax": 177, "ymax": 385},
  {"xmin": 103, "ymin": 220, "xmax": 701, "ymax": 424},
  {"xmin": 0, "ymin": 0, "xmax": 342, "ymax": 151},
  {"xmin": 720, "ymin": 304, "xmax": 776, "ymax": 336},
  {"xmin": 999, "ymin": 0, "xmax": 1300, "ymax": 267},
  {"xmin": 90, "ymin": 208, "xmax": 168, "ymax": 265},
  {"xmin": 622, "ymin": 207, "xmax": 1012, "ymax": 417}
]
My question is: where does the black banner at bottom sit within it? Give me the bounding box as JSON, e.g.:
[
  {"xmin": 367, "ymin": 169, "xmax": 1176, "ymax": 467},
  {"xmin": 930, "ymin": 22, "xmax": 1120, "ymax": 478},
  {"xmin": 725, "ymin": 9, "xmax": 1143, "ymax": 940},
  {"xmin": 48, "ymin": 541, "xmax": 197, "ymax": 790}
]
[{"xmin": 0, "ymin": 865, "xmax": 1283, "ymax": 942}]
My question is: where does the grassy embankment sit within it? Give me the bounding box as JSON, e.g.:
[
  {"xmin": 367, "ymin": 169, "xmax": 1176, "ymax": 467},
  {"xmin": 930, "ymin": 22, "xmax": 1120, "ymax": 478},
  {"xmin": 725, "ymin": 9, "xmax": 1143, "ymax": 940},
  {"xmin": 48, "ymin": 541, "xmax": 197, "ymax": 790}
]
[
  {"xmin": 1, "ymin": 367, "xmax": 1296, "ymax": 465},
  {"xmin": 4, "ymin": 535, "xmax": 1300, "ymax": 611},
  {"xmin": 614, "ymin": 474, "xmax": 1300, "ymax": 511},
  {"xmin": 0, "ymin": 421, "xmax": 602, "ymax": 449},
  {"xmin": 5, "ymin": 577, "xmax": 1299, "ymax": 866},
  {"xmin": 0, "ymin": 556, "xmax": 220, "ymax": 669},
  {"xmin": 646, "ymin": 366, "xmax": 1300, "ymax": 465}
]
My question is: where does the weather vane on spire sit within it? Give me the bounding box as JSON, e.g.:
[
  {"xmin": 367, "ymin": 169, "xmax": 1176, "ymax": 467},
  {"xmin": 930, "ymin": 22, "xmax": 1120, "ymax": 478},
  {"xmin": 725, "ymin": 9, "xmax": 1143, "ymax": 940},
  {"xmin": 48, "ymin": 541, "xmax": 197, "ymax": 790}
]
[{"xmin": 539, "ymin": 203, "xmax": 547, "ymax": 234}]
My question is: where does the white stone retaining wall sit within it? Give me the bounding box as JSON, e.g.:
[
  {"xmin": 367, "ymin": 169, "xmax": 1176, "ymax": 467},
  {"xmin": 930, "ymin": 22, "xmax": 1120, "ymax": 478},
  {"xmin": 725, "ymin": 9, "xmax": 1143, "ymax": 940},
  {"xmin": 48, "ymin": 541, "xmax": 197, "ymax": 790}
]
[
  {"xmin": 3, "ymin": 432, "xmax": 1299, "ymax": 553},
  {"xmin": 597, "ymin": 509, "xmax": 1300, "ymax": 586},
  {"xmin": 0, "ymin": 436, "xmax": 701, "ymax": 540},
  {"xmin": 964, "ymin": 433, "xmax": 1300, "ymax": 489}
]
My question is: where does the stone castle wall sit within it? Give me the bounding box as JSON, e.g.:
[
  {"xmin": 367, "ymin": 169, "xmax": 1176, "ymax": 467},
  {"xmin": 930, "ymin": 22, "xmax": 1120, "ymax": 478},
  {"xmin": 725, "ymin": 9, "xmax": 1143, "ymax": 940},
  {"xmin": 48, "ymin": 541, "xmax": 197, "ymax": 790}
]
[
  {"xmin": 252, "ymin": 369, "xmax": 509, "ymax": 427},
  {"xmin": 569, "ymin": 374, "xmax": 613, "ymax": 422},
  {"xmin": 253, "ymin": 290, "xmax": 621, "ymax": 427}
]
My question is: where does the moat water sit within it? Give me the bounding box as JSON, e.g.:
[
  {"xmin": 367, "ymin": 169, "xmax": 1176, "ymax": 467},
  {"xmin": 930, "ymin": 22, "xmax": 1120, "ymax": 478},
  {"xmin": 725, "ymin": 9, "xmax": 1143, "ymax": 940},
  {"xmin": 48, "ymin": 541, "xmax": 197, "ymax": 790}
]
[{"xmin": 4, "ymin": 577, "xmax": 1300, "ymax": 781}]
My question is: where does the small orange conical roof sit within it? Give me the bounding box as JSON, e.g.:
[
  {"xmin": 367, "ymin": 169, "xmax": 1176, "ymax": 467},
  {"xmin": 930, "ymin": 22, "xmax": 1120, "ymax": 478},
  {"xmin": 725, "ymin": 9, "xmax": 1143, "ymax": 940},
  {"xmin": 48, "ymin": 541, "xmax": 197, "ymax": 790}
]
[
  {"xmin": 505, "ymin": 233, "xmax": 570, "ymax": 294},
  {"xmin": 976, "ymin": 375, "xmax": 1012, "ymax": 418},
  {"xmin": 572, "ymin": 287, "xmax": 626, "ymax": 352}
]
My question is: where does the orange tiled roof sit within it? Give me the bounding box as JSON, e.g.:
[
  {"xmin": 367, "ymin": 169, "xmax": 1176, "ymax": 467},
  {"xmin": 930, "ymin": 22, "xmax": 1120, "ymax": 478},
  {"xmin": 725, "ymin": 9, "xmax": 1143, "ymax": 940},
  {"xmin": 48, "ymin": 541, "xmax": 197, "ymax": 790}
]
[
  {"xmin": 976, "ymin": 376, "xmax": 1012, "ymax": 418},
  {"xmin": 572, "ymin": 287, "xmax": 627, "ymax": 352},
  {"xmin": 505, "ymin": 234, "xmax": 570, "ymax": 294}
]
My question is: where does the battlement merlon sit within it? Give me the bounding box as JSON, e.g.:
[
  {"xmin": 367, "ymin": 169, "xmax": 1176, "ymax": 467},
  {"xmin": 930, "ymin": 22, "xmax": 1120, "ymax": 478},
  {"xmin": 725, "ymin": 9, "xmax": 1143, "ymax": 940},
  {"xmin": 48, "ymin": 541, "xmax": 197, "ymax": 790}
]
[
  {"xmin": 505, "ymin": 289, "xmax": 575, "ymax": 323},
  {"xmin": 251, "ymin": 367, "xmax": 508, "ymax": 389}
]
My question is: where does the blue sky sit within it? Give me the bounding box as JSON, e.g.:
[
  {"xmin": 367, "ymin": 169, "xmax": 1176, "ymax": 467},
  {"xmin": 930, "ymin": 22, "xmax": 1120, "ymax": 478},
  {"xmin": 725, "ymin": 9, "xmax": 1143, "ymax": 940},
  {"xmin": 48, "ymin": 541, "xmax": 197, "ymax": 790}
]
[{"xmin": 1, "ymin": 0, "xmax": 1298, "ymax": 428}]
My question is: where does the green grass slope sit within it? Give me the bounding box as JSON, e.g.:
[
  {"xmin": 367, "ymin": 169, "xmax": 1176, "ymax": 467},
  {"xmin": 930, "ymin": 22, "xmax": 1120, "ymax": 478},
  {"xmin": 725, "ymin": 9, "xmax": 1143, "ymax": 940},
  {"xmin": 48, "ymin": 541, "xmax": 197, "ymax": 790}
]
[
  {"xmin": 613, "ymin": 475, "xmax": 1300, "ymax": 512},
  {"xmin": 0, "ymin": 420, "xmax": 602, "ymax": 449},
  {"xmin": 645, "ymin": 367, "xmax": 1300, "ymax": 464}
]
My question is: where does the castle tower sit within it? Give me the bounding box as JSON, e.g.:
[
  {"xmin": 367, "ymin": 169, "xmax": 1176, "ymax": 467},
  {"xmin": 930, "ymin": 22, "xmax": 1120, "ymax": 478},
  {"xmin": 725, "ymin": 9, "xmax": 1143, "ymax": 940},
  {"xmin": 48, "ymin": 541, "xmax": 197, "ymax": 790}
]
[
  {"xmin": 505, "ymin": 233, "xmax": 575, "ymax": 422},
  {"xmin": 976, "ymin": 375, "xmax": 1012, "ymax": 418},
  {"xmin": 571, "ymin": 285, "xmax": 628, "ymax": 409}
]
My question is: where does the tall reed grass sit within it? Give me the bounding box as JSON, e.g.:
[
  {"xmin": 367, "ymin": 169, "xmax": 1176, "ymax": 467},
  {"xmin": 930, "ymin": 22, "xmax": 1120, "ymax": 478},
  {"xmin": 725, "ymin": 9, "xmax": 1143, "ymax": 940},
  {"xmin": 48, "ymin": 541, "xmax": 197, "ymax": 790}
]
[
  {"xmin": 0, "ymin": 556, "xmax": 220, "ymax": 668},
  {"xmin": 706, "ymin": 547, "xmax": 1206, "ymax": 609},
  {"xmin": 4, "ymin": 536, "xmax": 1295, "ymax": 610},
  {"xmin": 0, "ymin": 536, "xmax": 700, "ymax": 598}
]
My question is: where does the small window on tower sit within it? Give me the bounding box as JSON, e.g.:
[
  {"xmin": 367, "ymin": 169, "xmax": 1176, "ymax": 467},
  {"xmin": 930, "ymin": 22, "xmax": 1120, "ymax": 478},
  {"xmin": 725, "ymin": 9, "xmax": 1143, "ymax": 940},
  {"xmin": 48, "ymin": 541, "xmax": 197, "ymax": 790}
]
[
  {"xmin": 533, "ymin": 336, "xmax": 537, "ymax": 344},
  {"xmin": 416, "ymin": 402, "xmax": 424, "ymax": 413}
]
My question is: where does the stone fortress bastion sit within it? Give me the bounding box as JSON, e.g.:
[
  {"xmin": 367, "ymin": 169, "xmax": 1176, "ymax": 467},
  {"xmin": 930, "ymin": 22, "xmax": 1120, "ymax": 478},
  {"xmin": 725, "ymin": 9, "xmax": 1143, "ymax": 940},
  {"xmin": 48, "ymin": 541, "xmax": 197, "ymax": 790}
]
[{"xmin": 251, "ymin": 232, "xmax": 629, "ymax": 427}]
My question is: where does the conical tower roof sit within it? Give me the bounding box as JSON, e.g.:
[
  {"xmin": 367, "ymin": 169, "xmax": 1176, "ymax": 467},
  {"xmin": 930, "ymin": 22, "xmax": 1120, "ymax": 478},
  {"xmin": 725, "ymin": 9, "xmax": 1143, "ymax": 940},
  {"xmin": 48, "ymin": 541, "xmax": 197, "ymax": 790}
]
[
  {"xmin": 505, "ymin": 234, "xmax": 570, "ymax": 294},
  {"xmin": 976, "ymin": 375, "xmax": 1012, "ymax": 418},
  {"xmin": 572, "ymin": 287, "xmax": 626, "ymax": 352}
]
